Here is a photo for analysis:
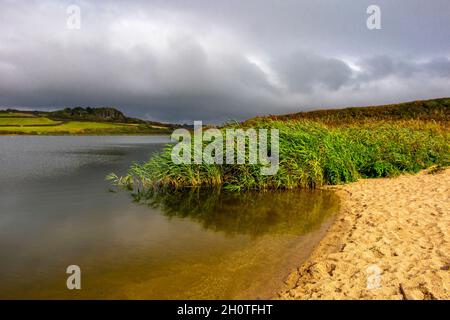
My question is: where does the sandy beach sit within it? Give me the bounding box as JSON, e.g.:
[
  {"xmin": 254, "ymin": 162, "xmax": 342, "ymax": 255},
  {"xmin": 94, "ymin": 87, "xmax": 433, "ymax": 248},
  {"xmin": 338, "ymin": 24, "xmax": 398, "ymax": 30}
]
[{"xmin": 279, "ymin": 168, "xmax": 450, "ymax": 300}]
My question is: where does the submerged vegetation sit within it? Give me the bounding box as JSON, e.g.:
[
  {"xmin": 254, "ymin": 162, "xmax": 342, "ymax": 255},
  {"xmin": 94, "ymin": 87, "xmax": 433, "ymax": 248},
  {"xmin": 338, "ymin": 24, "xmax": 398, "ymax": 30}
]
[{"xmin": 111, "ymin": 98, "xmax": 449, "ymax": 191}]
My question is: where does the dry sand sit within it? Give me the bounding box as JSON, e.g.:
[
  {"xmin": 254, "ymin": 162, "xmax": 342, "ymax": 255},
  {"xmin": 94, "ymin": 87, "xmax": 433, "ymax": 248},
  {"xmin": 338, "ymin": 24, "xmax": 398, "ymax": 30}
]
[{"xmin": 279, "ymin": 168, "xmax": 450, "ymax": 300}]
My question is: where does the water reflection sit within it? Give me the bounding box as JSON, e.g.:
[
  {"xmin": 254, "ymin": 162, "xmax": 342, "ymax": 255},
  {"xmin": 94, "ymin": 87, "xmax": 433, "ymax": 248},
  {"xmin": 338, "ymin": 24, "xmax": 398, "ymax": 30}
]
[
  {"xmin": 0, "ymin": 136, "xmax": 340, "ymax": 299},
  {"xmin": 128, "ymin": 188, "xmax": 339, "ymax": 237}
]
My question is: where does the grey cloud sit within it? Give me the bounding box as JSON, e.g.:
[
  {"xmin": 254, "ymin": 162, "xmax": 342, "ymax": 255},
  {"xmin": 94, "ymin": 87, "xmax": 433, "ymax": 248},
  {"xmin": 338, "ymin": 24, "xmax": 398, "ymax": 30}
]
[
  {"xmin": 425, "ymin": 57, "xmax": 450, "ymax": 78},
  {"xmin": 0, "ymin": 0, "xmax": 449, "ymax": 123},
  {"xmin": 356, "ymin": 55, "xmax": 450, "ymax": 83},
  {"xmin": 273, "ymin": 51, "xmax": 353, "ymax": 93}
]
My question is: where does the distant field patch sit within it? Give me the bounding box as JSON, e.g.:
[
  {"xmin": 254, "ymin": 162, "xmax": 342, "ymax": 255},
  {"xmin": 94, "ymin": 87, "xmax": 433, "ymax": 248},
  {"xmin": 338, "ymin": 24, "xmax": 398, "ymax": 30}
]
[
  {"xmin": 0, "ymin": 109, "xmax": 175, "ymax": 135},
  {"xmin": 0, "ymin": 117, "xmax": 62, "ymax": 126},
  {"xmin": 0, "ymin": 112, "xmax": 36, "ymax": 118},
  {"xmin": 0, "ymin": 119, "xmax": 165, "ymax": 135}
]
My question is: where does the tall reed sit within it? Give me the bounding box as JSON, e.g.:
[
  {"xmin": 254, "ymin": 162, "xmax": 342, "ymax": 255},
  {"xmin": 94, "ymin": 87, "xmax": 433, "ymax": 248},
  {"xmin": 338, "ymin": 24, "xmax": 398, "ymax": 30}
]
[{"xmin": 108, "ymin": 119, "xmax": 449, "ymax": 191}]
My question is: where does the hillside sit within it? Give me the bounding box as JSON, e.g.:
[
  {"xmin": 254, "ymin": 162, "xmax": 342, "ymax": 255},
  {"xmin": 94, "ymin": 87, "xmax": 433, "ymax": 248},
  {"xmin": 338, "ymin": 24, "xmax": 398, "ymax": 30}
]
[
  {"xmin": 246, "ymin": 98, "xmax": 450, "ymax": 126},
  {"xmin": 48, "ymin": 107, "xmax": 129, "ymax": 122},
  {"xmin": 0, "ymin": 107, "xmax": 181, "ymax": 135}
]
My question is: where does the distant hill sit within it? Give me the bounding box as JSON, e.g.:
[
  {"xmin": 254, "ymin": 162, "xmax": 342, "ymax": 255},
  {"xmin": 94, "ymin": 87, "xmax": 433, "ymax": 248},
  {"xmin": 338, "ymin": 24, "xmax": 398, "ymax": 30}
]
[
  {"xmin": 49, "ymin": 107, "xmax": 129, "ymax": 122},
  {"xmin": 248, "ymin": 97, "xmax": 450, "ymax": 125},
  {"xmin": 1, "ymin": 107, "xmax": 178, "ymax": 127},
  {"xmin": 0, "ymin": 107, "xmax": 184, "ymax": 135}
]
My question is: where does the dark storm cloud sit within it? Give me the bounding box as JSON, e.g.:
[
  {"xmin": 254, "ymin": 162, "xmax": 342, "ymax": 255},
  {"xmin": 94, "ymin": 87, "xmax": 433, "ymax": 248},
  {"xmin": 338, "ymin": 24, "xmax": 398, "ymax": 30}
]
[
  {"xmin": 0, "ymin": 0, "xmax": 449, "ymax": 123},
  {"xmin": 273, "ymin": 51, "xmax": 353, "ymax": 93},
  {"xmin": 356, "ymin": 56, "xmax": 450, "ymax": 82}
]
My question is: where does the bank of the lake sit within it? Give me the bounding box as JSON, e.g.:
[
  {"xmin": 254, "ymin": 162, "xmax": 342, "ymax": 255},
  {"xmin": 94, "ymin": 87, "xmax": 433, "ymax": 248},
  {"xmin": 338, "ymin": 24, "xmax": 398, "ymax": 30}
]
[
  {"xmin": 279, "ymin": 168, "xmax": 450, "ymax": 300},
  {"xmin": 108, "ymin": 99, "xmax": 449, "ymax": 299}
]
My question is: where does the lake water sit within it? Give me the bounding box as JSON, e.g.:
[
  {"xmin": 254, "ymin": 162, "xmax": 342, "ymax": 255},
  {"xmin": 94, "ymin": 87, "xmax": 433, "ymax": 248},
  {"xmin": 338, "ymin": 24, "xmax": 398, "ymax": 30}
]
[{"xmin": 0, "ymin": 136, "xmax": 339, "ymax": 299}]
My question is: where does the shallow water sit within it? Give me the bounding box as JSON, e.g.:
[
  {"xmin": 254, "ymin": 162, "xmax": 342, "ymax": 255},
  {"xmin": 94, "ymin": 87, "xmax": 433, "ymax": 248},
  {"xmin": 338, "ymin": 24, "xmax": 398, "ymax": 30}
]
[{"xmin": 0, "ymin": 136, "xmax": 339, "ymax": 299}]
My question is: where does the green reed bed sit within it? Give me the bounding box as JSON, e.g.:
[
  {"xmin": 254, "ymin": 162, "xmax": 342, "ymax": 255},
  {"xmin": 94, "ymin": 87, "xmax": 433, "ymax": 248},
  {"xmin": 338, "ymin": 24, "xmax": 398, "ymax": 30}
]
[{"xmin": 109, "ymin": 119, "xmax": 449, "ymax": 191}]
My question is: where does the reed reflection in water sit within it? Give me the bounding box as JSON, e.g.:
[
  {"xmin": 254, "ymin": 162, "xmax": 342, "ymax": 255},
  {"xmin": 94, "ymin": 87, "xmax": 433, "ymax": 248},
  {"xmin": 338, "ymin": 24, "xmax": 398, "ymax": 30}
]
[{"xmin": 130, "ymin": 188, "xmax": 338, "ymax": 237}]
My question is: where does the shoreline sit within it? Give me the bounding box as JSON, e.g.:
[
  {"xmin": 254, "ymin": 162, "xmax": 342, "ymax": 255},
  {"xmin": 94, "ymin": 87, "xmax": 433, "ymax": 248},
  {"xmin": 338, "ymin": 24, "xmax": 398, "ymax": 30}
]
[{"xmin": 278, "ymin": 168, "xmax": 449, "ymax": 300}]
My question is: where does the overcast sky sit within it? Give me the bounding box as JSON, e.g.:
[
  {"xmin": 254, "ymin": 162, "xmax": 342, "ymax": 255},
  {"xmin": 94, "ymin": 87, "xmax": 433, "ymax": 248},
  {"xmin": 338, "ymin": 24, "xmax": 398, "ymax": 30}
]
[{"xmin": 1, "ymin": 0, "xmax": 449, "ymax": 123}]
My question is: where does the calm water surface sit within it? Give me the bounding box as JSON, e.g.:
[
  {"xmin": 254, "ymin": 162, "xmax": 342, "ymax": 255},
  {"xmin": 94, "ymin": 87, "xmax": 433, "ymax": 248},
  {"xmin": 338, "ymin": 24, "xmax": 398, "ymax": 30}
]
[{"xmin": 0, "ymin": 136, "xmax": 339, "ymax": 299}]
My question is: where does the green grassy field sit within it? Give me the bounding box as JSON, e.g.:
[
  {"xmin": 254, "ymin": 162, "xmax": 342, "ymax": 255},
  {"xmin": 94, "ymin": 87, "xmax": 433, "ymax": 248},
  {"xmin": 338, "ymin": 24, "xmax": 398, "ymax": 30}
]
[
  {"xmin": 0, "ymin": 116, "xmax": 62, "ymax": 126},
  {"xmin": 0, "ymin": 112, "xmax": 36, "ymax": 118},
  {"xmin": 0, "ymin": 112, "xmax": 172, "ymax": 135},
  {"xmin": 110, "ymin": 98, "xmax": 449, "ymax": 191}
]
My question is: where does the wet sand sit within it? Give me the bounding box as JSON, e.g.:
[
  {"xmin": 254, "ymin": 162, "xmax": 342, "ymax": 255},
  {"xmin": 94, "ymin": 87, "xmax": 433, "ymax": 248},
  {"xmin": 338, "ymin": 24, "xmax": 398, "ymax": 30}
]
[{"xmin": 279, "ymin": 168, "xmax": 449, "ymax": 300}]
